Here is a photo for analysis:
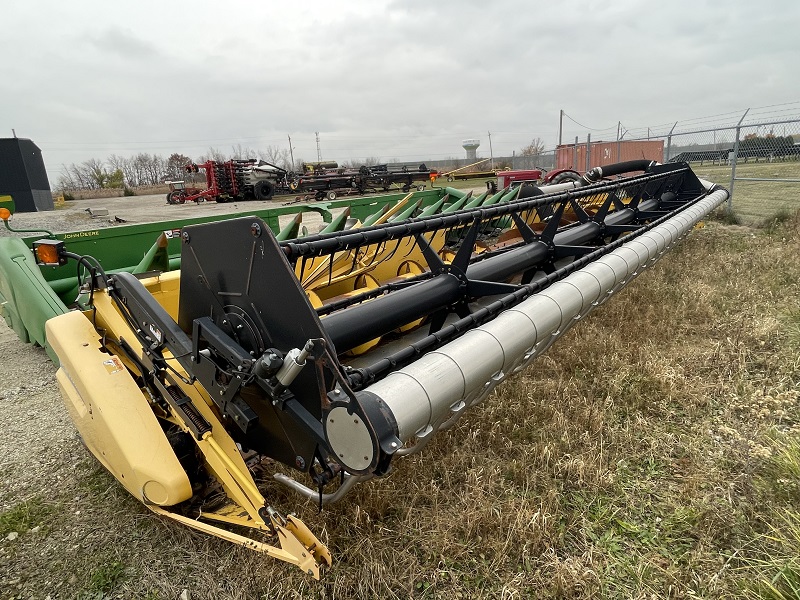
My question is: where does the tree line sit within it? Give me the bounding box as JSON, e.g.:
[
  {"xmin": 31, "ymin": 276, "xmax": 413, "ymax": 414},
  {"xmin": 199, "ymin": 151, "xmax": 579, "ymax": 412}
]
[
  {"xmin": 57, "ymin": 137, "xmax": 556, "ymax": 193},
  {"xmin": 739, "ymin": 133, "xmax": 795, "ymax": 152}
]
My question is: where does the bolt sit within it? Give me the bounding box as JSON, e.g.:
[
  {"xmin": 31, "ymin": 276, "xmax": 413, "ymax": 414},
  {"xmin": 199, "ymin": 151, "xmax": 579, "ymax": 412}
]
[
  {"xmin": 391, "ymin": 442, "xmax": 398, "ymax": 448},
  {"xmin": 295, "ymin": 456, "xmax": 306, "ymax": 469},
  {"xmin": 251, "ymin": 222, "xmax": 262, "ymax": 237},
  {"xmin": 181, "ymin": 231, "xmax": 190, "ymax": 243}
]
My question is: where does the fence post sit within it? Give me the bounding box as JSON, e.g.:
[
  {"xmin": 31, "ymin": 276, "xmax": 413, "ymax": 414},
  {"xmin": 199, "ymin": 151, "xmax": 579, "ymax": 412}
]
[
  {"xmin": 728, "ymin": 108, "xmax": 750, "ymax": 211},
  {"xmin": 573, "ymin": 136, "xmax": 578, "ymax": 169},
  {"xmin": 585, "ymin": 134, "xmax": 591, "ymax": 172},
  {"xmin": 666, "ymin": 121, "xmax": 677, "ymax": 162}
]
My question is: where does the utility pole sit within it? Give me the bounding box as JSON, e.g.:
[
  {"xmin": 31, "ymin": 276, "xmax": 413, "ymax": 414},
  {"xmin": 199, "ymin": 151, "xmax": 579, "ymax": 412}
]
[
  {"xmin": 616, "ymin": 121, "xmax": 621, "ymax": 162},
  {"xmin": 488, "ymin": 131, "xmax": 494, "ymax": 170},
  {"xmin": 287, "ymin": 134, "xmax": 295, "ymax": 171},
  {"xmin": 558, "ymin": 109, "xmax": 564, "ymax": 146},
  {"xmin": 315, "ymin": 132, "xmax": 321, "ymax": 162}
]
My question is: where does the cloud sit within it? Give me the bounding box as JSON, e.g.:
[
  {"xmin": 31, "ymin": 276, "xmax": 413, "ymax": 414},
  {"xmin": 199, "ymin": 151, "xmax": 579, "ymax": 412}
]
[
  {"xmin": 85, "ymin": 27, "xmax": 159, "ymax": 60},
  {"xmin": 0, "ymin": 0, "xmax": 798, "ymax": 184}
]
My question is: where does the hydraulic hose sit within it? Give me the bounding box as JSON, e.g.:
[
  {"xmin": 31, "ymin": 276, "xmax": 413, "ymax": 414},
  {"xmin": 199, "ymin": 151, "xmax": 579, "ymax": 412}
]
[{"xmin": 584, "ymin": 160, "xmax": 656, "ymax": 183}]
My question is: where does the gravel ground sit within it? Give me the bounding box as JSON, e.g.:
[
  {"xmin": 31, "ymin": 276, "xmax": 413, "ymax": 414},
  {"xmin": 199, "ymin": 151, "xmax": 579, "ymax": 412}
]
[
  {"xmin": 0, "ymin": 184, "xmax": 487, "ymax": 240},
  {"xmin": 0, "ymin": 193, "xmax": 334, "ymax": 238},
  {"xmin": 0, "ymin": 321, "xmax": 76, "ymax": 509}
]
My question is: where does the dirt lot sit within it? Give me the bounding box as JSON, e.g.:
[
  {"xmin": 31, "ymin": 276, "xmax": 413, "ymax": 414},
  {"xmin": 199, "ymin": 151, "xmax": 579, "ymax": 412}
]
[
  {"xmin": 1, "ymin": 182, "xmax": 486, "ymax": 240},
  {"xmin": 0, "ymin": 193, "xmax": 331, "ymax": 238}
]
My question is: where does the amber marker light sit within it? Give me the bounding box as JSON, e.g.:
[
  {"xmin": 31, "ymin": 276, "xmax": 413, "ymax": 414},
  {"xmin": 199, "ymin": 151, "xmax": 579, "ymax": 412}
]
[
  {"xmin": 0, "ymin": 208, "xmax": 10, "ymax": 221},
  {"xmin": 32, "ymin": 239, "xmax": 68, "ymax": 266}
]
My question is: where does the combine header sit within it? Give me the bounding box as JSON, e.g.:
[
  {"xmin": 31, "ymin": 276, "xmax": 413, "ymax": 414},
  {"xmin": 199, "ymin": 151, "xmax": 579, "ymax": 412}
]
[
  {"xmin": 14, "ymin": 161, "xmax": 726, "ymax": 577},
  {"xmin": 288, "ymin": 162, "xmax": 435, "ymax": 200}
]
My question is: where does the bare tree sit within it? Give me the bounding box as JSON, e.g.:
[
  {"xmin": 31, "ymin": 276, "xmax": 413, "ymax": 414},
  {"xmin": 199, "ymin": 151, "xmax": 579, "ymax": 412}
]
[
  {"xmin": 166, "ymin": 153, "xmax": 192, "ymax": 181},
  {"xmin": 83, "ymin": 158, "xmax": 108, "ymax": 189},
  {"xmin": 231, "ymin": 144, "xmax": 257, "ymax": 160},
  {"xmin": 56, "ymin": 165, "xmax": 79, "ymax": 192},
  {"xmin": 340, "ymin": 157, "xmax": 381, "ymax": 169},
  {"xmin": 520, "ymin": 137, "xmax": 546, "ymax": 158},
  {"xmin": 199, "ymin": 147, "xmax": 227, "ymax": 163},
  {"xmin": 258, "ymin": 145, "xmax": 291, "ymax": 169}
]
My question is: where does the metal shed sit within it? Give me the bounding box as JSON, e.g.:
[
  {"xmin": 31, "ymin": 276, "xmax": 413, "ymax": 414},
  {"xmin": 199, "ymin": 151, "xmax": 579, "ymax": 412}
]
[{"xmin": 0, "ymin": 137, "xmax": 53, "ymax": 212}]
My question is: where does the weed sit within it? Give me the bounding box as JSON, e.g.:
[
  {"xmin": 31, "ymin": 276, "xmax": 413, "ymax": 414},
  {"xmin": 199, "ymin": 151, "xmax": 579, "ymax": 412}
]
[
  {"xmin": 0, "ymin": 496, "xmax": 53, "ymax": 536},
  {"xmin": 709, "ymin": 206, "xmax": 742, "ymax": 225},
  {"xmin": 123, "ymin": 187, "xmax": 136, "ymax": 197},
  {"xmin": 85, "ymin": 560, "xmax": 126, "ymax": 595},
  {"xmin": 740, "ymin": 511, "xmax": 800, "ymax": 600},
  {"xmin": 762, "ymin": 208, "xmax": 794, "ymax": 233}
]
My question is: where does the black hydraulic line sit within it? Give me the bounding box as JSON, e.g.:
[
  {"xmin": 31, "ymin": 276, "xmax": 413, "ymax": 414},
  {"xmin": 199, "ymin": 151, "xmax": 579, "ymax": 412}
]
[
  {"xmin": 583, "ymin": 160, "xmax": 656, "ymax": 183},
  {"xmin": 281, "ymin": 168, "xmax": 690, "ymax": 259},
  {"xmin": 347, "ymin": 188, "xmax": 714, "ymax": 389}
]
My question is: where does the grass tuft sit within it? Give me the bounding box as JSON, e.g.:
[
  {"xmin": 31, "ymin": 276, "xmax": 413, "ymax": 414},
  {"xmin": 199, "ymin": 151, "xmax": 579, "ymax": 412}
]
[
  {"xmin": 84, "ymin": 560, "xmax": 127, "ymax": 596},
  {"xmin": 0, "ymin": 496, "xmax": 53, "ymax": 536}
]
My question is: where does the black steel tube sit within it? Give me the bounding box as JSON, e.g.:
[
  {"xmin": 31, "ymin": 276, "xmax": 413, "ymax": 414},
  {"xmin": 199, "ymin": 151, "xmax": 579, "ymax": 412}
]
[
  {"xmin": 466, "ymin": 240, "xmax": 550, "ymax": 282},
  {"xmin": 323, "ymin": 274, "xmax": 463, "ymax": 353}
]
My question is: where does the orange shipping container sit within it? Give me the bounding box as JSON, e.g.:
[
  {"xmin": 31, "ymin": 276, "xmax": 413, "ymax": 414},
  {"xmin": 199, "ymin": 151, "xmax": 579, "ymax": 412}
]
[{"xmin": 556, "ymin": 140, "xmax": 664, "ymax": 171}]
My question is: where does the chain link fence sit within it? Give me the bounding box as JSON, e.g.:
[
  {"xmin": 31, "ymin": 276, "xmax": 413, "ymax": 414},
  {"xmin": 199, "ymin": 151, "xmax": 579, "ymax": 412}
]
[
  {"xmin": 392, "ymin": 106, "xmax": 800, "ymax": 226},
  {"xmin": 624, "ymin": 114, "xmax": 800, "ymax": 225}
]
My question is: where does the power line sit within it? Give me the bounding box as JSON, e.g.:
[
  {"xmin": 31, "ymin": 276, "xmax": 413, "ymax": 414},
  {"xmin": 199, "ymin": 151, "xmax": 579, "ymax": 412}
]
[{"xmin": 561, "ymin": 112, "xmax": 618, "ymax": 132}]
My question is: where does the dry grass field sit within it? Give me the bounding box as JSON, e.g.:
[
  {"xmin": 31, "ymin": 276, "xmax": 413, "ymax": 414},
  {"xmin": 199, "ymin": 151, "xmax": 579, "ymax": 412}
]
[
  {"xmin": 2, "ymin": 196, "xmax": 800, "ymax": 598},
  {"xmin": 692, "ymin": 159, "xmax": 800, "ymax": 225}
]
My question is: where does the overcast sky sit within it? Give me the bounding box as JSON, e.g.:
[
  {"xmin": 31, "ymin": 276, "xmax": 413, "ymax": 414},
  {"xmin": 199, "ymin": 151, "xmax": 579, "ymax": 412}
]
[{"xmin": 3, "ymin": 0, "xmax": 799, "ymax": 183}]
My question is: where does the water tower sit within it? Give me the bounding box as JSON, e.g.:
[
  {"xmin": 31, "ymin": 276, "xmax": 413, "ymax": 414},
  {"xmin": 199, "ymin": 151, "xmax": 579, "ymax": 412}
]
[{"xmin": 462, "ymin": 139, "xmax": 480, "ymax": 160}]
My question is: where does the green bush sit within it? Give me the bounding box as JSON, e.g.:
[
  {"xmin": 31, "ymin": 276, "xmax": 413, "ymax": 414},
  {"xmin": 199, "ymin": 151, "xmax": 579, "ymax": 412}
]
[{"xmin": 122, "ymin": 187, "xmax": 136, "ymax": 197}]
